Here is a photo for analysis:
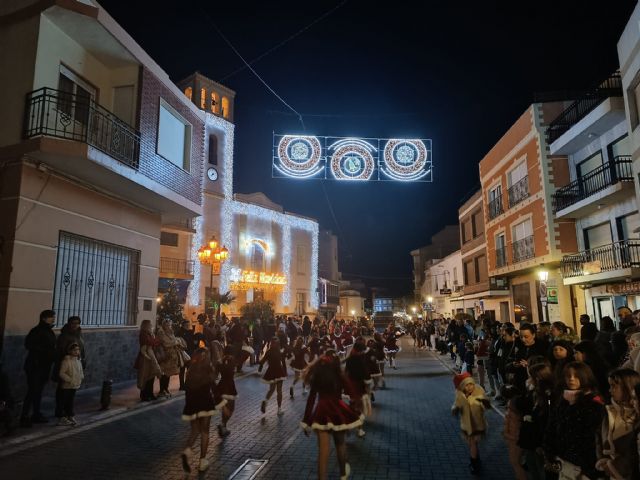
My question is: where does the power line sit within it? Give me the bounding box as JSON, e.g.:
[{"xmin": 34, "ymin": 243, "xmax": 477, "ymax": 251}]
[{"xmin": 219, "ymin": 1, "xmax": 348, "ymax": 82}]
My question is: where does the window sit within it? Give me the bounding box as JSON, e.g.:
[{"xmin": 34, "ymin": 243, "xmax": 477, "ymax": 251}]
[
  {"xmin": 584, "ymin": 222, "xmax": 612, "ymax": 249},
  {"xmin": 58, "ymin": 65, "xmax": 96, "ymax": 126},
  {"xmin": 453, "ymin": 267, "xmax": 458, "ymax": 285},
  {"xmin": 617, "ymin": 212, "xmax": 640, "ymax": 241},
  {"xmin": 296, "ymin": 292, "xmax": 306, "ymax": 315},
  {"xmin": 222, "ymin": 97, "xmax": 230, "ymax": 118},
  {"xmin": 184, "ymin": 87, "xmax": 192, "ymax": 101},
  {"xmin": 463, "ymin": 261, "xmax": 473, "ymax": 286},
  {"xmin": 200, "ymin": 88, "xmax": 206, "ymax": 110},
  {"xmin": 250, "ymin": 243, "xmax": 265, "ymax": 271},
  {"xmin": 461, "ymin": 220, "xmax": 471, "ymax": 244},
  {"xmin": 508, "ymin": 161, "xmax": 527, "ymax": 187},
  {"xmin": 471, "ymin": 211, "xmax": 481, "ymax": 238},
  {"xmin": 512, "ymin": 219, "xmax": 533, "ymax": 242},
  {"xmin": 608, "ymin": 135, "xmax": 630, "ymax": 160},
  {"xmin": 297, "ymin": 245, "xmax": 306, "ymax": 274},
  {"xmin": 578, "ymin": 151, "xmax": 603, "ymax": 178},
  {"xmin": 512, "ymin": 220, "xmax": 534, "ymax": 262},
  {"xmin": 488, "ymin": 185, "xmax": 503, "ymax": 219},
  {"xmin": 476, "ymin": 254, "xmax": 487, "ymax": 282},
  {"xmin": 585, "ymin": 222, "xmax": 613, "ymax": 249},
  {"xmin": 633, "ymin": 82, "xmax": 640, "ymax": 128},
  {"xmin": 53, "ymin": 231, "xmax": 140, "ymax": 327},
  {"xmin": 211, "ymin": 92, "xmax": 220, "ymax": 114},
  {"xmin": 473, "ymin": 257, "xmax": 481, "ymax": 283},
  {"xmin": 160, "ymin": 232, "xmax": 178, "ymax": 246},
  {"xmin": 157, "ymin": 99, "xmax": 191, "ymax": 170},
  {"xmin": 208, "ymin": 134, "xmax": 218, "ymax": 165}
]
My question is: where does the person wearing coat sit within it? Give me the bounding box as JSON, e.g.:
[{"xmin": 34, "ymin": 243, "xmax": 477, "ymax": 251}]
[
  {"xmin": 134, "ymin": 319, "xmax": 162, "ymax": 401},
  {"xmin": 53, "ymin": 316, "xmax": 85, "ymax": 418},
  {"xmin": 20, "ymin": 310, "xmax": 57, "ymax": 427},
  {"xmin": 156, "ymin": 319, "xmax": 184, "ymax": 397}
]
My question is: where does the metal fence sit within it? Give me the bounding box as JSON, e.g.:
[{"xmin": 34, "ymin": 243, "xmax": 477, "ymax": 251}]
[
  {"xmin": 552, "ymin": 156, "xmax": 633, "ymax": 213},
  {"xmin": 53, "ymin": 231, "xmax": 140, "ymax": 327},
  {"xmin": 561, "ymin": 240, "xmax": 640, "ymax": 278},
  {"xmin": 508, "ymin": 175, "xmax": 529, "ymax": 208},
  {"xmin": 512, "ymin": 236, "xmax": 535, "ymax": 263},
  {"xmin": 496, "ymin": 247, "xmax": 507, "ymax": 268},
  {"xmin": 160, "ymin": 257, "xmax": 194, "ymax": 276},
  {"xmin": 23, "ymin": 87, "xmax": 140, "ymax": 169},
  {"xmin": 488, "ymin": 195, "xmax": 503, "ymax": 220}
]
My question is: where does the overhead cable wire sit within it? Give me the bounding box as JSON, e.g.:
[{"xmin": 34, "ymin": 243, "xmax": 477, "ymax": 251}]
[
  {"xmin": 219, "ymin": 1, "xmax": 348, "ymax": 82},
  {"xmin": 198, "ymin": 7, "xmax": 305, "ymax": 129}
]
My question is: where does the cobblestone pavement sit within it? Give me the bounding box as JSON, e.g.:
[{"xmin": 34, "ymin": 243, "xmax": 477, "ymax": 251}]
[{"xmin": 0, "ymin": 339, "xmax": 514, "ymax": 479}]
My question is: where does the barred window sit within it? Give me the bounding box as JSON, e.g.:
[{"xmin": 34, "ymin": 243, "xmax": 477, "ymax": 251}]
[{"xmin": 53, "ymin": 232, "xmax": 140, "ymax": 327}]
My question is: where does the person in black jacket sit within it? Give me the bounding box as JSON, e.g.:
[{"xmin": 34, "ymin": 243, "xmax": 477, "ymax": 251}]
[
  {"xmin": 20, "ymin": 310, "xmax": 57, "ymax": 427},
  {"xmin": 177, "ymin": 320, "xmax": 196, "ymax": 391}
]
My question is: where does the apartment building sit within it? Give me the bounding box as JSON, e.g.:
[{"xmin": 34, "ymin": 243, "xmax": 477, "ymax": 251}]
[
  {"xmin": 546, "ymin": 72, "xmax": 639, "ymax": 327},
  {"xmin": 457, "ymin": 190, "xmax": 510, "ymax": 321},
  {"xmin": 616, "ymin": 3, "xmax": 640, "ymax": 315},
  {"xmin": 422, "ymin": 250, "xmax": 463, "ymax": 318},
  {"xmin": 0, "ymin": 1, "xmax": 206, "ymax": 387},
  {"xmin": 480, "ymin": 103, "xmax": 578, "ymax": 326},
  {"xmin": 411, "ymin": 225, "xmax": 460, "ymax": 302}
]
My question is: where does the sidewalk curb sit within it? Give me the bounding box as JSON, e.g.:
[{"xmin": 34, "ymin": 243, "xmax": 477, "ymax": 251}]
[
  {"xmin": 0, "ymin": 367, "xmax": 260, "ymax": 457},
  {"xmin": 430, "ymin": 350, "xmax": 506, "ymax": 419}
]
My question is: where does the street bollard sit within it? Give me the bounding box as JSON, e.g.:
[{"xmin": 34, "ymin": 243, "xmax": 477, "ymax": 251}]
[{"xmin": 100, "ymin": 380, "xmax": 113, "ymax": 410}]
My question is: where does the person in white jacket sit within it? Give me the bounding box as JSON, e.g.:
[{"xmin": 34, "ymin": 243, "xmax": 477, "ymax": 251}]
[{"xmin": 57, "ymin": 343, "xmax": 84, "ymax": 426}]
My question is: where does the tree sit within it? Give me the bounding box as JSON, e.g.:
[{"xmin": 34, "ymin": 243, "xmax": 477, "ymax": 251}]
[
  {"xmin": 206, "ymin": 291, "xmax": 236, "ymax": 322},
  {"xmin": 157, "ymin": 279, "xmax": 184, "ymax": 328},
  {"xmin": 240, "ymin": 299, "xmax": 275, "ymax": 328}
]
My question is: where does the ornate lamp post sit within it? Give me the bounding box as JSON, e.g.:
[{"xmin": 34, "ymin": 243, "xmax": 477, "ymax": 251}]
[{"xmin": 197, "ymin": 235, "xmax": 229, "ymax": 308}]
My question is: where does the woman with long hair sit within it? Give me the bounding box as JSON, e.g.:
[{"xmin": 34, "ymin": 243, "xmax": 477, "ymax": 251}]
[
  {"xmin": 181, "ymin": 347, "xmax": 225, "ymax": 473},
  {"xmin": 289, "ymin": 337, "xmax": 309, "ymax": 398},
  {"xmin": 214, "ymin": 345, "xmax": 237, "ymax": 438},
  {"xmin": 134, "ymin": 319, "xmax": 161, "ymax": 402},
  {"xmin": 302, "ymin": 351, "xmax": 363, "ymax": 480}
]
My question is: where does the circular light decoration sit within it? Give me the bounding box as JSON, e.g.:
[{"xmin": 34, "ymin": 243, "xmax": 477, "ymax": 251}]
[
  {"xmin": 328, "ymin": 138, "xmax": 376, "ymax": 181},
  {"xmin": 275, "ymin": 135, "xmax": 323, "ymax": 178},
  {"xmin": 382, "ymin": 139, "xmax": 430, "ymax": 181}
]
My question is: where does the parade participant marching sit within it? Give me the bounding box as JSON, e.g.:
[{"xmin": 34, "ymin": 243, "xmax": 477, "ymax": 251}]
[
  {"xmin": 290, "ymin": 337, "xmax": 309, "ymax": 398},
  {"xmin": 258, "ymin": 337, "xmax": 288, "ymax": 416},
  {"xmin": 307, "ymin": 335, "xmax": 321, "ymax": 363},
  {"xmin": 302, "ymin": 351, "xmax": 364, "ymax": 480},
  {"xmin": 373, "ymin": 333, "xmax": 387, "ymax": 389},
  {"xmin": 342, "ymin": 328, "xmax": 355, "ymax": 358},
  {"xmin": 214, "ymin": 346, "xmax": 238, "ymax": 438},
  {"xmin": 332, "ymin": 327, "xmax": 346, "ymax": 360},
  {"xmin": 181, "ymin": 347, "xmax": 226, "ymax": 473},
  {"xmin": 365, "ymin": 339, "xmax": 382, "ymax": 401},
  {"xmin": 344, "ymin": 342, "xmax": 370, "ymax": 438},
  {"xmin": 384, "ymin": 331, "xmax": 401, "ymax": 370},
  {"xmin": 451, "ymin": 372, "xmax": 491, "ymax": 475}
]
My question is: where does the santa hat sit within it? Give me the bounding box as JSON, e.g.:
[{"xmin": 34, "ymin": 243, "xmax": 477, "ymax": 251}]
[{"xmin": 453, "ymin": 372, "xmax": 474, "ymax": 391}]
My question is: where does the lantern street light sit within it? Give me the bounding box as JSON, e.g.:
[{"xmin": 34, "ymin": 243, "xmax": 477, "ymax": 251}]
[{"xmin": 197, "ymin": 235, "xmax": 229, "ymax": 306}]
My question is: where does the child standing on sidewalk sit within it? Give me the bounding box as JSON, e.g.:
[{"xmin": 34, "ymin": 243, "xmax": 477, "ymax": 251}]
[
  {"xmin": 451, "ymin": 372, "xmax": 490, "ymax": 475},
  {"xmin": 57, "ymin": 343, "xmax": 84, "ymax": 426}
]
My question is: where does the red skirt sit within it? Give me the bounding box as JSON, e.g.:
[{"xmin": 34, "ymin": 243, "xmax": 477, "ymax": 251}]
[{"xmin": 301, "ymin": 394, "xmax": 364, "ymax": 431}]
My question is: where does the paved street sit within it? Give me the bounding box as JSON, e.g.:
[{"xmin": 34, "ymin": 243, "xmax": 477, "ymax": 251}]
[{"xmin": 0, "ymin": 340, "xmax": 514, "ymax": 479}]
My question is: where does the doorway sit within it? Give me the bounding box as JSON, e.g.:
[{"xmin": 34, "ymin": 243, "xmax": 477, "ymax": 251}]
[{"xmin": 594, "ymin": 297, "xmax": 614, "ymax": 329}]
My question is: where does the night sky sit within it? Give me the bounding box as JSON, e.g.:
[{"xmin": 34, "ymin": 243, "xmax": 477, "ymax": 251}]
[{"xmin": 99, "ymin": 0, "xmax": 635, "ymax": 295}]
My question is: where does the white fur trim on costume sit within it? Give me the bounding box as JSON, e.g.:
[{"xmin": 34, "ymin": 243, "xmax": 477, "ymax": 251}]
[
  {"xmin": 369, "ymin": 372, "xmax": 382, "ymax": 378},
  {"xmin": 293, "ymin": 368, "xmax": 306, "ymax": 373},
  {"xmin": 181, "ymin": 409, "xmax": 221, "ymax": 421},
  {"xmin": 299, "ymin": 414, "xmax": 364, "ymax": 432},
  {"xmin": 222, "ymin": 394, "xmax": 236, "ymax": 401},
  {"xmin": 261, "ymin": 376, "xmax": 286, "ymax": 384},
  {"xmin": 242, "ymin": 345, "xmax": 255, "ymax": 355}
]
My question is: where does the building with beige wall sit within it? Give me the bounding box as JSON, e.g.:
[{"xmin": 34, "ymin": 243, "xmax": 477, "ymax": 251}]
[
  {"xmin": 546, "ymin": 72, "xmax": 638, "ymax": 328},
  {"xmin": 457, "ymin": 190, "xmax": 510, "ymax": 321},
  {"xmin": 480, "ymin": 103, "xmax": 578, "ymax": 326},
  {"xmin": 0, "ymin": 0, "xmax": 207, "ymax": 387},
  {"xmin": 421, "ymin": 250, "xmax": 463, "ymax": 318}
]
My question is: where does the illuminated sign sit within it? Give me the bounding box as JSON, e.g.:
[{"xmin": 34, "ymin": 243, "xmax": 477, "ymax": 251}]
[
  {"xmin": 229, "ymin": 267, "xmax": 287, "ymax": 292},
  {"xmin": 273, "ymin": 134, "xmax": 432, "ymax": 182}
]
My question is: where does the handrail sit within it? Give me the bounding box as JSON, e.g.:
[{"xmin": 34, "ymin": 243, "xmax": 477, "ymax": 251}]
[
  {"xmin": 552, "ymin": 156, "xmax": 633, "ymax": 213},
  {"xmin": 23, "ymin": 87, "xmax": 140, "ymax": 169},
  {"xmin": 488, "ymin": 195, "xmax": 503, "ymax": 220},
  {"xmin": 508, "ymin": 175, "xmax": 529, "ymax": 208},
  {"xmin": 160, "ymin": 257, "xmax": 194, "ymax": 276},
  {"xmin": 561, "ymin": 240, "xmax": 640, "ymax": 278},
  {"xmin": 512, "ymin": 236, "xmax": 535, "ymax": 263},
  {"xmin": 546, "ymin": 73, "xmax": 622, "ymax": 144},
  {"xmin": 496, "ymin": 247, "xmax": 507, "ymax": 268}
]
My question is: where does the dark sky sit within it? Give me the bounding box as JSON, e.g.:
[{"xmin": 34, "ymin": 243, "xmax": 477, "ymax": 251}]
[{"xmin": 99, "ymin": 0, "xmax": 635, "ymax": 295}]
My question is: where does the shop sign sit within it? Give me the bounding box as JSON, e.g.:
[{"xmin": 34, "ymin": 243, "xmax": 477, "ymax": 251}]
[
  {"xmin": 546, "ymin": 287, "xmax": 558, "ymax": 304},
  {"xmin": 440, "ymin": 288, "xmax": 452, "ymax": 295},
  {"xmin": 608, "ymin": 281, "xmax": 640, "ymax": 295}
]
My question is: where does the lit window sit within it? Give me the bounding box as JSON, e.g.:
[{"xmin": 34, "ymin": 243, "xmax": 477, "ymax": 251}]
[
  {"xmin": 184, "ymin": 87, "xmax": 192, "ymax": 101},
  {"xmin": 222, "ymin": 96, "xmax": 230, "ymax": 118},
  {"xmin": 211, "ymin": 92, "xmax": 220, "ymax": 114},
  {"xmin": 200, "ymin": 88, "xmax": 206, "ymax": 110}
]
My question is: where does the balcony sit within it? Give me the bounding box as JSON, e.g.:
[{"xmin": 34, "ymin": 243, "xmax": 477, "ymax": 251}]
[
  {"xmin": 546, "ymin": 73, "xmax": 622, "ymax": 145},
  {"xmin": 159, "ymin": 257, "xmax": 194, "ymax": 279},
  {"xmin": 508, "ymin": 175, "xmax": 529, "ymax": 208},
  {"xmin": 512, "ymin": 236, "xmax": 535, "ymax": 263},
  {"xmin": 496, "ymin": 247, "xmax": 507, "ymax": 268},
  {"xmin": 561, "ymin": 240, "xmax": 640, "ymax": 286},
  {"xmin": 24, "ymin": 88, "xmax": 140, "ymax": 169},
  {"xmin": 552, "ymin": 156, "xmax": 634, "ymax": 216},
  {"xmin": 488, "ymin": 195, "xmax": 504, "ymax": 220}
]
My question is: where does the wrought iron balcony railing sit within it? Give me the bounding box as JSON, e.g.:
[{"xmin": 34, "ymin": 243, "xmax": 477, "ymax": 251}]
[
  {"xmin": 160, "ymin": 257, "xmax": 194, "ymax": 277},
  {"xmin": 23, "ymin": 87, "xmax": 140, "ymax": 169},
  {"xmin": 552, "ymin": 156, "xmax": 633, "ymax": 213},
  {"xmin": 488, "ymin": 195, "xmax": 504, "ymax": 220},
  {"xmin": 561, "ymin": 240, "xmax": 640, "ymax": 279},
  {"xmin": 512, "ymin": 236, "xmax": 535, "ymax": 263},
  {"xmin": 546, "ymin": 73, "xmax": 622, "ymax": 144},
  {"xmin": 508, "ymin": 175, "xmax": 529, "ymax": 208},
  {"xmin": 496, "ymin": 247, "xmax": 507, "ymax": 268}
]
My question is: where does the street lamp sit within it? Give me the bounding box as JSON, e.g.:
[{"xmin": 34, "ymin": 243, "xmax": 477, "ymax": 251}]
[{"xmin": 197, "ymin": 234, "xmax": 229, "ymax": 307}]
